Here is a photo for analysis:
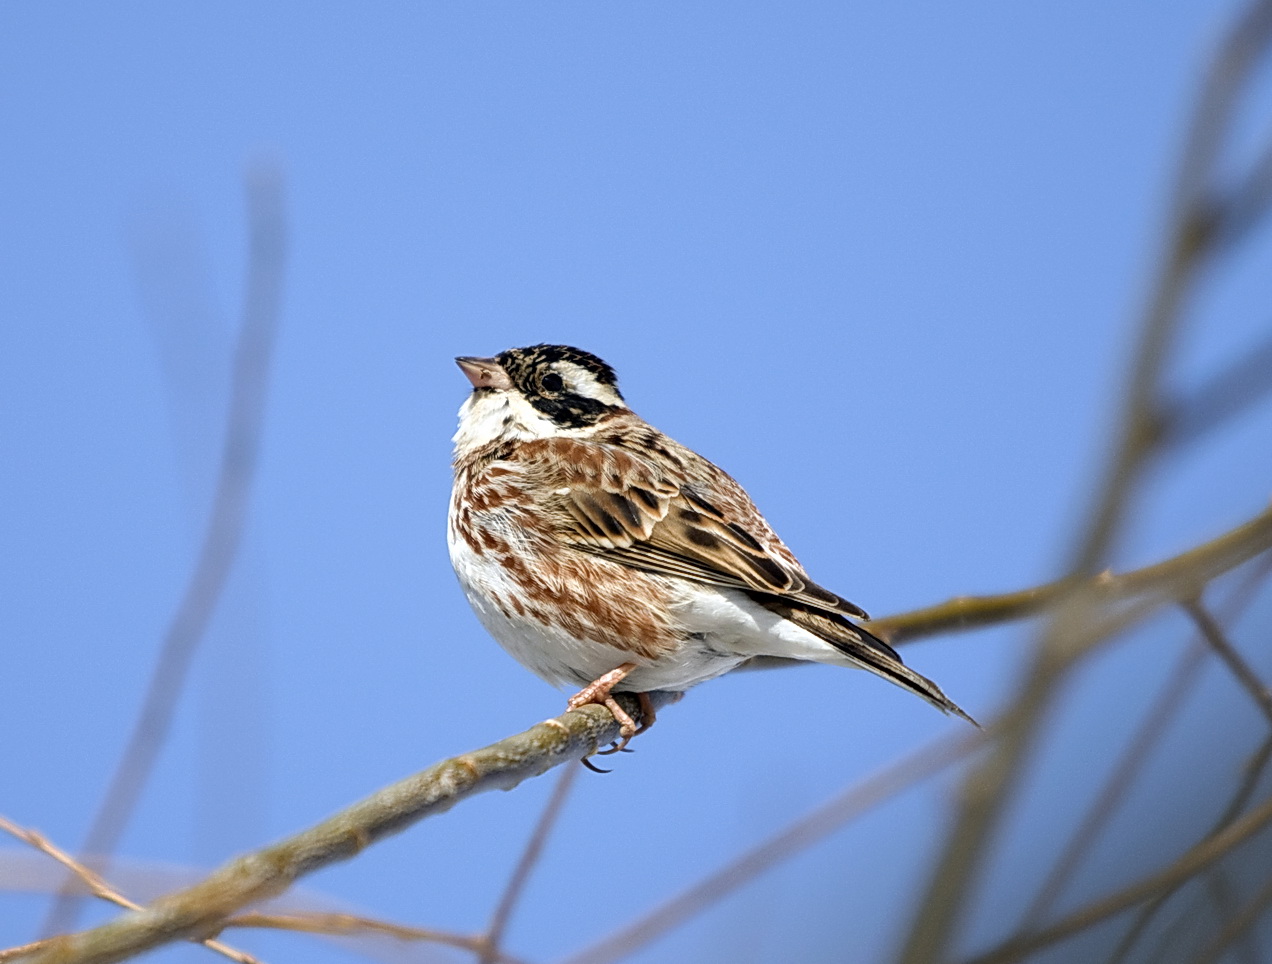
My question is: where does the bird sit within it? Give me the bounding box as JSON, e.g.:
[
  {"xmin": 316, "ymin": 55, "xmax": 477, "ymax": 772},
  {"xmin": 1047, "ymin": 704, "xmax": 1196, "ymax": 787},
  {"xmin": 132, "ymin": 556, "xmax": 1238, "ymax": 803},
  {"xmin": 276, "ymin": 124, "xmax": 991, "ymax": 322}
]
[{"xmin": 448, "ymin": 344, "xmax": 973, "ymax": 755}]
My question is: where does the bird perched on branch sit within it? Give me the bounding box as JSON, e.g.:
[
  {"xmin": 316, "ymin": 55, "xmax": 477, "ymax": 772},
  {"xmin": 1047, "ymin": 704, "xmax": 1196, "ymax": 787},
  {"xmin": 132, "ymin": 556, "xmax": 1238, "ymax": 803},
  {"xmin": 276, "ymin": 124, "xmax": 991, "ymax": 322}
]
[{"xmin": 448, "ymin": 344, "xmax": 973, "ymax": 755}]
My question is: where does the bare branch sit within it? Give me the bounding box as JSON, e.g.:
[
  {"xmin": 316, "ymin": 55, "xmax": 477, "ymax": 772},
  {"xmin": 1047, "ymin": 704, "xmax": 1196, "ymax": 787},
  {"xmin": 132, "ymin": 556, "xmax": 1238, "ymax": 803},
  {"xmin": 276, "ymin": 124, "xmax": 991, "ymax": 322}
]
[
  {"xmin": 731, "ymin": 504, "xmax": 1272, "ymax": 665},
  {"xmin": 1182, "ymin": 597, "xmax": 1272, "ymax": 725},
  {"xmin": 1165, "ymin": 328, "xmax": 1272, "ymax": 446},
  {"xmin": 896, "ymin": 3, "xmax": 1272, "ymax": 957},
  {"xmin": 1017, "ymin": 639, "xmax": 1208, "ymax": 928},
  {"xmin": 479, "ymin": 765, "xmax": 580, "ymax": 964},
  {"xmin": 559, "ymin": 729, "xmax": 984, "ymax": 964},
  {"xmin": 961, "ymin": 788, "xmax": 1272, "ymax": 964},
  {"xmin": 0, "ymin": 817, "xmax": 261, "ymax": 964},
  {"xmin": 1108, "ymin": 733, "xmax": 1272, "ymax": 963},
  {"xmin": 1, "ymin": 852, "xmax": 522, "ymax": 963},
  {"xmin": 43, "ymin": 166, "xmax": 288, "ymax": 936},
  {"xmin": 1191, "ymin": 872, "xmax": 1272, "ymax": 964},
  {"xmin": 1018, "ymin": 553, "xmax": 1272, "ymax": 929},
  {"xmin": 228, "ymin": 911, "xmax": 531, "ymax": 964},
  {"xmin": 14, "ymin": 499, "xmax": 1271, "ymax": 964},
  {"xmin": 14, "ymin": 694, "xmax": 670, "ymax": 964}
]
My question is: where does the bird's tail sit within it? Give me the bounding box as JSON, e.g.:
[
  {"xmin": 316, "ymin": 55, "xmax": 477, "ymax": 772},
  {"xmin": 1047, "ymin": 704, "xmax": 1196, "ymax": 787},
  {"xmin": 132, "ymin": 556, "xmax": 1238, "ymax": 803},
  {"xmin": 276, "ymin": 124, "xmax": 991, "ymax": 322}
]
[{"xmin": 751, "ymin": 597, "xmax": 978, "ymax": 726}]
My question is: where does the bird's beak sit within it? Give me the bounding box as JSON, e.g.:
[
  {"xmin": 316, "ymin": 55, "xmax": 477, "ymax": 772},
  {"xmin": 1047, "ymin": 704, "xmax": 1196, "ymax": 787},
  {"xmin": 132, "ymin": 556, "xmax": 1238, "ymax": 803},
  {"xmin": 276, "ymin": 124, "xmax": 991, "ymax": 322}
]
[{"xmin": 455, "ymin": 356, "xmax": 513, "ymax": 390}]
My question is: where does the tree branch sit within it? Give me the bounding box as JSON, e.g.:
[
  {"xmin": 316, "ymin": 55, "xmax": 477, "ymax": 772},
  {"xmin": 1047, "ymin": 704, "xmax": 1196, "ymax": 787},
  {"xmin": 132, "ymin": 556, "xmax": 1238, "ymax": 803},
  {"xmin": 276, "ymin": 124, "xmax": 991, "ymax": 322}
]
[
  {"xmin": 43, "ymin": 166, "xmax": 287, "ymax": 936},
  {"xmin": 559, "ymin": 729, "xmax": 983, "ymax": 964},
  {"xmin": 961, "ymin": 788, "xmax": 1272, "ymax": 964},
  {"xmin": 228, "ymin": 911, "xmax": 531, "ymax": 964},
  {"xmin": 897, "ymin": 3, "xmax": 1272, "ymax": 954},
  {"xmin": 1181, "ymin": 597, "xmax": 1272, "ymax": 724},
  {"xmin": 0, "ymin": 817, "xmax": 261, "ymax": 964},
  {"xmin": 478, "ymin": 765, "xmax": 579, "ymax": 964},
  {"xmin": 735, "ymin": 503, "xmax": 1272, "ymax": 672},
  {"xmin": 13, "ymin": 695, "xmax": 672, "ymax": 964},
  {"xmin": 13, "ymin": 502, "xmax": 1272, "ymax": 964}
]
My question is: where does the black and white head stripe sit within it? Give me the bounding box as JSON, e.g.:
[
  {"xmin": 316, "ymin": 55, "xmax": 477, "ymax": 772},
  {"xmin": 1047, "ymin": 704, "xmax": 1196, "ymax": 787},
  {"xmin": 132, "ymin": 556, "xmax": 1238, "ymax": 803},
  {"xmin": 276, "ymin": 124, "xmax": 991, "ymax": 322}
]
[
  {"xmin": 494, "ymin": 344, "xmax": 627, "ymax": 428},
  {"xmin": 497, "ymin": 345, "xmax": 620, "ymax": 393}
]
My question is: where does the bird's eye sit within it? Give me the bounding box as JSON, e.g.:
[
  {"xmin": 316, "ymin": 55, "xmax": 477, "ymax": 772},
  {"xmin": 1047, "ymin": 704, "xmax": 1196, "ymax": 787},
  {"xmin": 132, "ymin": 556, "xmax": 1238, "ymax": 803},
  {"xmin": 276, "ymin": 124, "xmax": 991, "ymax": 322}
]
[{"xmin": 541, "ymin": 372, "xmax": 565, "ymax": 393}]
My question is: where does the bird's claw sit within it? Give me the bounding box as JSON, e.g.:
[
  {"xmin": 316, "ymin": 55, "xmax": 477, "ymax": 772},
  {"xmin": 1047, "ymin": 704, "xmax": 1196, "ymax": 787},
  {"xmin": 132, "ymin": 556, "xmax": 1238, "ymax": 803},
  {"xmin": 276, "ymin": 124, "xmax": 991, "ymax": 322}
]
[{"xmin": 567, "ymin": 667, "xmax": 659, "ymax": 770}]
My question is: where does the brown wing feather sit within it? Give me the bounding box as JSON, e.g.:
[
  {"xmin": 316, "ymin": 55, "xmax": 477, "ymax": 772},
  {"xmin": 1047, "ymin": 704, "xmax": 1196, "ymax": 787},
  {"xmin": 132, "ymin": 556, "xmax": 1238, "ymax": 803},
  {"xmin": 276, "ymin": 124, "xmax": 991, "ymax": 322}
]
[
  {"xmin": 750, "ymin": 596, "xmax": 976, "ymax": 723},
  {"xmin": 515, "ymin": 435, "xmax": 869, "ymax": 621}
]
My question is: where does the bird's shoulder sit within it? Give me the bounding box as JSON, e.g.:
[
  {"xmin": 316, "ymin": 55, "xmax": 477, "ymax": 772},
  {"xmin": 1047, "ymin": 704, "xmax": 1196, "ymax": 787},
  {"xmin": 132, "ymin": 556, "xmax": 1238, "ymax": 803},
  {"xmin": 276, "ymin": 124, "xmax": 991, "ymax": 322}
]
[
  {"xmin": 508, "ymin": 416, "xmax": 784, "ymax": 548},
  {"xmin": 498, "ymin": 419, "xmax": 866, "ymax": 620}
]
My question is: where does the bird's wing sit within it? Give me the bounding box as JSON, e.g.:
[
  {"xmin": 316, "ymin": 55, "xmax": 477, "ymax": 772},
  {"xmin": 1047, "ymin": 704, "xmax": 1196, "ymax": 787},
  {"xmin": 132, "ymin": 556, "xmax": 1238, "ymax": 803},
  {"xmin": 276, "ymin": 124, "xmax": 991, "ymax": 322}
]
[
  {"xmin": 751, "ymin": 596, "xmax": 976, "ymax": 722},
  {"xmin": 514, "ymin": 436, "xmax": 870, "ymax": 621}
]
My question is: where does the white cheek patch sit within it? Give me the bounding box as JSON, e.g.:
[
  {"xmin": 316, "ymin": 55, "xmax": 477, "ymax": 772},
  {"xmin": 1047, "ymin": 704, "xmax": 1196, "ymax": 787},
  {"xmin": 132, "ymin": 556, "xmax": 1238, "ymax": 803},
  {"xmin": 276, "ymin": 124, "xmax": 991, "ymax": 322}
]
[
  {"xmin": 452, "ymin": 390, "xmax": 562, "ymax": 452},
  {"xmin": 503, "ymin": 392, "xmax": 560, "ymax": 437},
  {"xmin": 555, "ymin": 361, "xmax": 625, "ymax": 408}
]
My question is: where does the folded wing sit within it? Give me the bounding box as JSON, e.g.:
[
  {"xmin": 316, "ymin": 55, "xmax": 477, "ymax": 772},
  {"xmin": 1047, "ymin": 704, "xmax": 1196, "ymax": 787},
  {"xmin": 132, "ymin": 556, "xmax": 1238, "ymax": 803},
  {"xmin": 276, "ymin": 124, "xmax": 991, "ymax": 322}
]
[
  {"xmin": 515, "ymin": 437, "xmax": 869, "ymax": 620},
  {"xmin": 512, "ymin": 435, "xmax": 974, "ymax": 722}
]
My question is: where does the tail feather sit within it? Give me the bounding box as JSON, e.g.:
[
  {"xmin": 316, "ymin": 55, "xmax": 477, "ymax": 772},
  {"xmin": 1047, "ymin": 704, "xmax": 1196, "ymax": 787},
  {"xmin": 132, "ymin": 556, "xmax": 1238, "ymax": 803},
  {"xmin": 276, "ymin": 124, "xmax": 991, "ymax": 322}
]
[{"xmin": 749, "ymin": 595, "xmax": 978, "ymax": 726}]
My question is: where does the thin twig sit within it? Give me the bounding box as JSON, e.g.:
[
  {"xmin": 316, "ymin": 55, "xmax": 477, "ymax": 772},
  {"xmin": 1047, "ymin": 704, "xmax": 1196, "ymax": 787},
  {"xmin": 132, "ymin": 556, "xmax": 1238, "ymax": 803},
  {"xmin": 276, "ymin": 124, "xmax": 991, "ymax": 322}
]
[
  {"xmin": 896, "ymin": 4, "xmax": 1272, "ymax": 959},
  {"xmin": 1165, "ymin": 327, "xmax": 1272, "ymax": 446},
  {"xmin": 1191, "ymin": 871, "xmax": 1272, "ymax": 964},
  {"xmin": 0, "ymin": 942, "xmax": 52, "ymax": 964},
  {"xmin": 43, "ymin": 166, "xmax": 288, "ymax": 937},
  {"xmin": 228, "ymin": 911, "xmax": 531, "ymax": 964},
  {"xmin": 14, "ymin": 692, "xmax": 671, "ymax": 964},
  {"xmin": 1182, "ymin": 597, "xmax": 1272, "ymax": 725},
  {"xmin": 730, "ymin": 504, "xmax": 1272, "ymax": 667},
  {"xmin": 13, "ymin": 503, "xmax": 1272, "ymax": 964},
  {"xmin": 1107, "ymin": 733, "xmax": 1272, "ymax": 964},
  {"xmin": 1018, "ymin": 554, "xmax": 1272, "ymax": 928},
  {"xmin": 479, "ymin": 764, "xmax": 580, "ymax": 964},
  {"xmin": 1201, "ymin": 870, "xmax": 1263, "ymax": 964},
  {"xmin": 1017, "ymin": 639, "xmax": 1208, "ymax": 929},
  {"xmin": 559, "ymin": 728, "xmax": 985, "ymax": 964},
  {"xmin": 961, "ymin": 789, "xmax": 1272, "ymax": 964},
  {"xmin": 0, "ymin": 816, "xmax": 262, "ymax": 964}
]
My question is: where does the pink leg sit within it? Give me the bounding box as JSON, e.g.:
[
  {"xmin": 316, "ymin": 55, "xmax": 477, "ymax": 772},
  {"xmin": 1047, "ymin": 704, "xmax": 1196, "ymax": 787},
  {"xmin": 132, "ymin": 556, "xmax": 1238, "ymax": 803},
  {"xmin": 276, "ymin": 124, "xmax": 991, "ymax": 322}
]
[{"xmin": 566, "ymin": 663, "xmax": 653, "ymax": 754}]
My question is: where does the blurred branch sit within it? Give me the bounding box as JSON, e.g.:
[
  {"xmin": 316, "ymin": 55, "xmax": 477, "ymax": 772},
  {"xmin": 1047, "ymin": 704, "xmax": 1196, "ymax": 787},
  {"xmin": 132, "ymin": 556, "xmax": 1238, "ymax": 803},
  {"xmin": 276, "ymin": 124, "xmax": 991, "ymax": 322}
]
[
  {"xmin": 1208, "ymin": 121, "xmax": 1272, "ymax": 251},
  {"xmin": 228, "ymin": 912, "xmax": 530, "ymax": 964},
  {"xmin": 1192, "ymin": 872, "xmax": 1272, "ymax": 964},
  {"xmin": 1017, "ymin": 639, "xmax": 1208, "ymax": 929},
  {"xmin": 14, "ymin": 693, "xmax": 674, "ymax": 964},
  {"xmin": 897, "ymin": 2, "xmax": 1272, "ymax": 959},
  {"xmin": 1181, "ymin": 597, "xmax": 1272, "ymax": 724},
  {"xmin": 962, "ymin": 788, "xmax": 1272, "ymax": 964},
  {"xmin": 559, "ymin": 729, "xmax": 984, "ymax": 964},
  {"xmin": 1200, "ymin": 872, "xmax": 1263, "ymax": 964},
  {"xmin": 1164, "ymin": 328, "xmax": 1272, "ymax": 446},
  {"xmin": 16, "ymin": 502, "xmax": 1271, "ymax": 964},
  {"xmin": 1019, "ymin": 553, "xmax": 1272, "ymax": 928},
  {"xmin": 734, "ymin": 503, "xmax": 1272, "ymax": 670},
  {"xmin": 0, "ymin": 817, "xmax": 260, "ymax": 964},
  {"xmin": 43, "ymin": 167, "xmax": 287, "ymax": 937},
  {"xmin": 1108, "ymin": 733, "xmax": 1272, "ymax": 963},
  {"xmin": 478, "ymin": 765, "xmax": 579, "ymax": 964}
]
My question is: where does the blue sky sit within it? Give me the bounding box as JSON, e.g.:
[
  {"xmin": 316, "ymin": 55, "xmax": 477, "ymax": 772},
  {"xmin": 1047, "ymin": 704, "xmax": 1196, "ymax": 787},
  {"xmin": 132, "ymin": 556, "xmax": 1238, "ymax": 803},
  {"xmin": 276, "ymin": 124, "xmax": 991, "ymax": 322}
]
[{"xmin": 3, "ymin": 3, "xmax": 1271, "ymax": 962}]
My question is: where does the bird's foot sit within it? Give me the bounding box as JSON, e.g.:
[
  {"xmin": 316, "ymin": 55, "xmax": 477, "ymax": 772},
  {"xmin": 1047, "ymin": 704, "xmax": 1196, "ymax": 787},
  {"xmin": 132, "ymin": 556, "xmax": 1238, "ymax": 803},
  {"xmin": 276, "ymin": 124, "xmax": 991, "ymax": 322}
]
[{"xmin": 567, "ymin": 664, "xmax": 658, "ymax": 761}]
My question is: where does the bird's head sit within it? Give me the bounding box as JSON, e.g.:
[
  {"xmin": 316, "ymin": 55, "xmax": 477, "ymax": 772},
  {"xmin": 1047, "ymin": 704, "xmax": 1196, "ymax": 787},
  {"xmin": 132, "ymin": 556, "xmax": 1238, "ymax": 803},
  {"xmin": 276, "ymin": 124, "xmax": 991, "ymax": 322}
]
[{"xmin": 453, "ymin": 344, "xmax": 628, "ymax": 452}]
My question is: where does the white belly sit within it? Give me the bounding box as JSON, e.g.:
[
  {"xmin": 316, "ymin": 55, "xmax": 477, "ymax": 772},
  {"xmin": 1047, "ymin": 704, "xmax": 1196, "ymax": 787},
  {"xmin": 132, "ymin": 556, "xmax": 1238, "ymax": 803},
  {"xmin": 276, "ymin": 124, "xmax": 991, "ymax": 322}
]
[{"xmin": 447, "ymin": 522, "xmax": 846, "ymax": 692}]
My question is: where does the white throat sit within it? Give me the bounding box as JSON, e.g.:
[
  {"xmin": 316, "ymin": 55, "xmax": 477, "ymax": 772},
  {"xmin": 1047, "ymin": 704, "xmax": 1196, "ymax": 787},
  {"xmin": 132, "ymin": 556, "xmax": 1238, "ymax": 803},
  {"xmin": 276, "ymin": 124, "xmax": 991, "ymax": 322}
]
[{"xmin": 452, "ymin": 390, "xmax": 561, "ymax": 458}]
